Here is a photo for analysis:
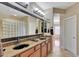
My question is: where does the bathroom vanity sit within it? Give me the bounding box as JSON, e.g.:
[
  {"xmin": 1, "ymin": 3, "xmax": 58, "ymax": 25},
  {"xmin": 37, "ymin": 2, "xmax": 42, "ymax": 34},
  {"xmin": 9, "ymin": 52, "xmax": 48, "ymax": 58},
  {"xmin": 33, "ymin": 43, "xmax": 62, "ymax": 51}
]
[{"xmin": 2, "ymin": 36, "xmax": 52, "ymax": 57}]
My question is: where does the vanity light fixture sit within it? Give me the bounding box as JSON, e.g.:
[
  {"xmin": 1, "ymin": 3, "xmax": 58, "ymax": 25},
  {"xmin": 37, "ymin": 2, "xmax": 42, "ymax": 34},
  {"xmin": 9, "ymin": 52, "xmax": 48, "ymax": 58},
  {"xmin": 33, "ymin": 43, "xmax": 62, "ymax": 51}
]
[
  {"xmin": 34, "ymin": 8, "xmax": 39, "ymax": 11},
  {"xmin": 33, "ymin": 7, "xmax": 45, "ymax": 17}
]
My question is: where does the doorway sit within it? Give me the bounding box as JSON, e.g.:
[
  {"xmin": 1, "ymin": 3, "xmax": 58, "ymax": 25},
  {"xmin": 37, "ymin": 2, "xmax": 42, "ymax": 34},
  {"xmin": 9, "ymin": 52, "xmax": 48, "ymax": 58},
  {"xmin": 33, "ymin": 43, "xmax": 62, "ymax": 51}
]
[{"xmin": 53, "ymin": 13, "xmax": 60, "ymax": 52}]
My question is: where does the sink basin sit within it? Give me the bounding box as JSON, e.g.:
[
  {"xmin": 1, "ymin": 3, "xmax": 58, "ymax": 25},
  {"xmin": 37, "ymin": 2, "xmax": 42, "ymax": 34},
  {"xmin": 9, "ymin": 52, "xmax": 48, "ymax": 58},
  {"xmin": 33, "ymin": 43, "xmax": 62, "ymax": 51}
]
[{"xmin": 13, "ymin": 44, "xmax": 29, "ymax": 50}]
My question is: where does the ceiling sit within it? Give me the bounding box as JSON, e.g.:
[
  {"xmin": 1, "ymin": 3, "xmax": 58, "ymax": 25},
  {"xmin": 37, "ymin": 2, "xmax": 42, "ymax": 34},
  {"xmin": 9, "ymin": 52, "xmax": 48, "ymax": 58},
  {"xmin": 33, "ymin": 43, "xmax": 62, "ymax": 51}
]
[
  {"xmin": 0, "ymin": 2, "xmax": 76, "ymax": 18},
  {"xmin": 36, "ymin": 2, "xmax": 76, "ymax": 10}
]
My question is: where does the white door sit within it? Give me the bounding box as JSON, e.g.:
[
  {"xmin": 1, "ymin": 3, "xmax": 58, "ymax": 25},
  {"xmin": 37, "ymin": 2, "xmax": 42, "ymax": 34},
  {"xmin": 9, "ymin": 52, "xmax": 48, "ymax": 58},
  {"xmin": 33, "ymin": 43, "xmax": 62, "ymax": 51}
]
[{"xmin": 64, "ymin": 15, "xmax": 77, "ymax": 55}]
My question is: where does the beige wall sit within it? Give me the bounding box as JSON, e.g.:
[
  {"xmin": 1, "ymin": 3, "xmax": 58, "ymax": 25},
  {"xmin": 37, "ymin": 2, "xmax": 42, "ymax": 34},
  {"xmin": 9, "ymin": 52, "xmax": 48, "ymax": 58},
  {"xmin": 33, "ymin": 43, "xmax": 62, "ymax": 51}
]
[
  {"xmin": 64, "ymin": 3, "xmax": 79, "ymax": 55},
  {"xmin": 60, "ymin": 2, "xmax": 79, "ymax": 55},
  {"xmin": 60, "ymin": 14, "xmax": 65, "ymax": 48},
  {"xmin": 53, "ymin": 8, "xmax": 65, "ymax": 14}
]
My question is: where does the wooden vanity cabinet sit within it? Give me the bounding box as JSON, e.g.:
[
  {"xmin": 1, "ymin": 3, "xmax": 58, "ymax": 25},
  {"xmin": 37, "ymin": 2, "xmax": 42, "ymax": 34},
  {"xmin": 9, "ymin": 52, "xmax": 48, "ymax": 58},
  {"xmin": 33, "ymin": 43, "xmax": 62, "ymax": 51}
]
[
  {"xmin": 48, "ymin": 38, "xmax": 53, "ymax": 54},
  {"xmin": 14, "ymin": 55, "xmax": 20, "ymax": 57},
  {"xmin": 35, "ymin": 44, "xmax": 40, "ymax": 50},
  {"xmin": 41, "ymin": 42, "xmax": 47, "ymax": 57},
  {"xmin": 30, "ymin": 49, "xmax": 41, "ymax": 57},
  {"xmin": 20, "ymin": 48, "xmax": 34, "ymax": 57},
  {"xmin": 16, "ymin": 37, "xmax": 52, "ymax": 57},
  {"xmin": 29, "ymin": 44, "xmax": 41, "ymax": 57},
  {"xmin": 48, "ymin": 41, "xmax": 51, "ymax": 53}
]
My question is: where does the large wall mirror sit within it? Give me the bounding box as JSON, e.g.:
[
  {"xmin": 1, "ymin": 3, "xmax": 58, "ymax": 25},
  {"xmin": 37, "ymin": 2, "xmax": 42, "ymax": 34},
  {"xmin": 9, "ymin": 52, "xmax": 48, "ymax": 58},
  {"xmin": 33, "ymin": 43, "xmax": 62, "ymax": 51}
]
[
  {"xmin": 1, "ymin": 16, "xmax": 29, "ymax": 39},
  {"xmin": 35, "ymin": 19, "xmax": 43, "ymax": 34},
  {"xmin": 43, "ymin": 21, "xmax": 51, "ymax": 33},
  {"xmin": 0, "ymin": 15, "xmax": 44, "ymax": 42},
  {"xmin": 0, "ymin": 3, "xmax": 44, "ymax": 43}
]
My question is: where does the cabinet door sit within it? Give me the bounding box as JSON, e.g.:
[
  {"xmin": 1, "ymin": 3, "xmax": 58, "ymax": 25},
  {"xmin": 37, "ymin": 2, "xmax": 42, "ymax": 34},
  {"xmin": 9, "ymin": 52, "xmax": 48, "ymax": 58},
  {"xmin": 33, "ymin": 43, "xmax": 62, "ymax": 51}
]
[
  {"xmin": 41, "ymin": 45, "xmax": 47, "ymax": 57},
  {"xmin": 20, "ymin": 48, "xmax": 34, "ymax": 57},
  {"xmin": 48, "ymin": 39, "xmax": 52, "ymax": 54},
  {"xmin": 48, "ymin": 42, "xmax": 51, "ymax": 53},
  {"xmin": 30, "ymin": 49, "xmax": 40, "ymax": 57}
]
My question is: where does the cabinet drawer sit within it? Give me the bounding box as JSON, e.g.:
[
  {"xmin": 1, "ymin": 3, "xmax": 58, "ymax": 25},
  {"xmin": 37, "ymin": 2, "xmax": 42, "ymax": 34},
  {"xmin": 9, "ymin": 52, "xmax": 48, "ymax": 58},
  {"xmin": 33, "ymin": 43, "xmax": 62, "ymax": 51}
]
[
  {"xmin": 20, "ymin": 48, "xmax": 34, "ymax": 57},
  {"xmin": 35, "ymin": 44, "xmax": 40, "ymax": 50}
]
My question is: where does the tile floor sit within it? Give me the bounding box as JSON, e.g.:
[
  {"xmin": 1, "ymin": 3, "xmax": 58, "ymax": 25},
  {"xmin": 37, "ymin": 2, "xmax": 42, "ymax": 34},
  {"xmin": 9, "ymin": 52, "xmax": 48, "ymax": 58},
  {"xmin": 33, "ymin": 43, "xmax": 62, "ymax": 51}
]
[{"xmin": 48, "ymin": 35, "xmax": 75, "ymax": 57}]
